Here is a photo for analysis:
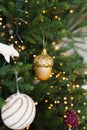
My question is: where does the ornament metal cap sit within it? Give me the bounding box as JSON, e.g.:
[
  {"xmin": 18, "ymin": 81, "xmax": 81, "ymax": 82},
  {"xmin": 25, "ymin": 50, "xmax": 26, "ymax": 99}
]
[{"xmin": 34, "ymin": 48, "xmax": 54, "ymax": 67}]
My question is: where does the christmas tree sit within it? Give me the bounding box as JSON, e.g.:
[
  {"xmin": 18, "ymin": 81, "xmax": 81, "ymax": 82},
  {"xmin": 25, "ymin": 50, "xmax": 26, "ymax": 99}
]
[{"xmin": 0, "ymin": 0, "xmax": 87, "ymax": 130}]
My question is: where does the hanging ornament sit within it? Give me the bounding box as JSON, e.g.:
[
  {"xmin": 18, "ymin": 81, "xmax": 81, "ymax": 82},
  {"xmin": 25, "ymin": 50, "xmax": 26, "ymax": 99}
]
[
  {"xmin": 0, "ymin": 43, "xmax": 19, "ymax": 63},
  {"xmin": 64, "ymin": 110, "xmax": 79, "ymax": 129},
  {"xmin": 1, "ymin": 92, "xmax": 36, "ymax": 130},
  {"xmin": 34, "ymin": 48, "xmax": 54, "ymax": 80}
]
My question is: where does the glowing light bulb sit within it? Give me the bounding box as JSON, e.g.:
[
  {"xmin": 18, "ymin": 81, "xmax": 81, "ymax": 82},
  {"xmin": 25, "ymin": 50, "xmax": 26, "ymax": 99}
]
[
  {"xmin": 77, "ymin": 110, "xmax": 81, "ymax": 113},
  {"xmin": 25, "ymin": 0, "xmax": 28, "ymax": 3},
  {"xmin": 83, "ymin": 102, "xmax": 87, "ymax": 106},
  {"xmin": 64, "ymin": 101, "xmax": 67, "ymax": 104},
  {"xmin": 35, "ymin": 102, "xmax": 38, "ymax": 106},
  {"xmin": 54, "ymin": 6, "xmax": 56, "ymax": 9},
  {"xmin": 0, "ymin": 22, "xmax": 2, "ymax": 25},
  {"xmin": 50, "ymin": 104, "xmax": 53, "ymax": 107},
  {"xmin": 82, "ymin": 116, "xmax": 85, "ymax": 119},
  {"xmin": 55, "ymin": 15, "xmax": 58, "ymax": 19},
  {"xmin": 71, "ymin": 103, "xmax": 74, "ymax": 107},
  {"xmin": 64, "ymin": 97, "xmax": 67, "ymax": 100},
  {"xmin": 70, "ymin": 9, "xmax": 74, "ymax": 13},
  {"xmin": 0, "ymin": 17, "xmax": 2, "ymax": 20},
  {"xmin": 42, "ymin": 10, "xmax": 46, "ymax": 14},
  {"xmin": 65, "ymin": 106, "xmax": 68, "ymax": 110},
  {"xmin": 50, "ymin": 86, "xmax": 54, "ymax": 88},
  {"xmin": 45, "ymin": 99, "xmax": 48, "ymax": 103},
  {"xmin": 70, "ymin": 97, "xmax": 74, "ymax": 100}
]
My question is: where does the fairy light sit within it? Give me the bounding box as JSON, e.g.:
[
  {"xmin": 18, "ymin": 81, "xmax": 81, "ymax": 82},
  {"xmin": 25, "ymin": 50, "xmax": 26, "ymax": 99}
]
[
  {"xmin": 21, "ymin": 45, "xmax": 26, "ymax": 50},
  {"xmin": 83, "ymin": 126, "xmax": 86, "ymax": 129},
  {"xmin": 82, "ymin": 116, "xmax": 85, "ymax": 119},
  {"xmin": 26, "ymin": 126, "xmax": 30, "ymax": 129},
  {"xmin": 72, "ymin": 84, "xmax": 76, "ymax": 88},
  {"xmin": 53, "ymin": 56, "xmax": 55, "ymax": 59},
  {"xmin": 48, "ymin": 106, "xmax": 51, "ymax": 109},
  {"xmin": 64, "ymin": 97, "xmax": 67, "ymax": 100},
  {"xmin": 52, "ymin": 41, "xmax": 56, "ymax": 46},
  {"xmin": 68, "ymin": 88, "xmax": 71, "ymax": 92},
  {"xmin": 54, "ymin": 100, "xmax": 61, "ymax": 104},
  {"xmin": 56, "ymin": 74, "xmax": 59, "ymax": 78},
  {"xmin": 25, "ymin": 11, "xmax": 28, "ymax": 14},
  {"xmin": 8, "ymin": 38, "xmax": 11, "ymax": 42},
  {"xmin": 66, "ymin": 78, "xmax": 68, "ymax": 80},
  {"xmin": 53, "ymin": 6, "xmax": 56, "ymax": 9},
  {"xmin": 83, "ymin": 102, "xmax": 87, "ymax": 106},
  {"xmin": 50, "ymin": 74, "xmax": 52, "ymax": 77},
  {"xmin": 54, "ymin": 45, "xmax": 59, "ymax": 50},
  {"xmin": 65, "ymin": 106, "xmax": 68, "ymax": 110},
  {"xmin": 52, "ymin": 72, "xmax": 54, "ymax": 75},
  {"xmin": 84, "ymin": 69, "xmax": 87, "ymax": 75},
  {"xmin": 71, "ymin": 103, "xmax": 74, "ymax": 107},
  {"xmin": 10, "ymin": 35, "xmax": 14, "ymax": 39},
  {"xmin": 83, "ymin": 93, "xmax": 87, "ymax": 96},
  {"xmin": 63, "ymin": 72, "xmax": 66, "ymax": 74},
  {"xmin": 0, "ymin": 17, "xmax": 2, "ymax": 21},
  {"xmin": 73, "ymin": 70, "xmax": 78, "ymax": 75},
  {"xmin": 64, "ymin": 101, "xmax": 67, "ymax": 104},
  {"xmin": 15, "ymin": 40, "xmax": 18, "ymax": 44},
  {"xmin": 48, "ymin": 104, "xmax": 54, "ymax": 110},
  {"xmin": 42, "ymin": 10, "xmax": 46, "ymax": 14},
  {"xmin": 60, "ymin": 63, "xmax": 63, "ymax": 66},
  {"xmin": 54, "ymin": 100, "xmax": 57, "ymax": 104},
  {"xmin": 19, "ymin": 49, "xmax": 21, "ymax": 52},
  {"xmin": 33, "ymin": 55, "xmax": 36, "ymax": 58},
  {"xmin": 47, "ymin": 92, "xmax": 50, "ymax": 95},
  {"xmin": 50, "ymin": 104, "xmax": 53, "ymax": 107},
  {"xmin": 77, "ymin": 110, "xmax": 81, "ymax": 113},
  {"xmin": 25, "ymin": 0, "xmax": 28, "ymax": 3},
  {"xmin": 3, "ymin": 25, "xmax": 6, "ymax": 28},
  {"xmin": 0, "ymin": 22, "xmax": 2, "ymax": 25},
  {"xmin": 58, "ymin": 17, "xmax": 61, "ymax": 20},
  {"xmin": 35, "ymin": 102, "xmax": 38, "ymax": 106},
  {"xmin": 55, "ymin": 15, "xmax": 58, "ymax": 19},
  {"xmin": 63, "ymin": 77, "xmax": 66, "ymax": 80},
  {"xmin": 54, "ymin": 15, "xmax": 60, "ymax": 20},
  {"xmin": 57, "ymin": 100, "xmax": 60, "ymax": 104},
  {"xmin": 67, "ymin": 84, "xmax": 70, "ymax": 87},
  {"xmin": 18, "ymin": 22, "xmax": 22, "ymax": 25},
  {"xmin": 50, "ymin": 86, "xmax": 54, "ymax": 88},
  {"xmin": 37, "ymin": 0, "xmax": 40, "ymax": 4},
  {"xmin": 45, "ymin": 99, "xmax": 48, "ymax": 103},
  {"xmin": 70, "ymin": 97, "xmax": 74, "ymax": 100},
  {"xmin": 64, "ymin": 115, "xmax": 67, "ymax": 118},
  {"xmin": 70, "ymin": 9, "xmax": 74, "ymax": 13},
  {"xmin": 76, "ymin": 84, "xmax": 80, "ymax": 88}
]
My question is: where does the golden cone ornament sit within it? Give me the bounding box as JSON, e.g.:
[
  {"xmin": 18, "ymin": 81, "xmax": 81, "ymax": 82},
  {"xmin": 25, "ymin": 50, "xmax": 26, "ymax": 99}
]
[{"xmin": 34, "ymin": 48, "xmax": 54, "ymax": 80}]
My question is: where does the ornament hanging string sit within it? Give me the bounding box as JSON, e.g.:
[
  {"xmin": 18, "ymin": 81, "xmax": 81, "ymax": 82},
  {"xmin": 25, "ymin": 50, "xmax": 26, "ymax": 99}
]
[
  {"xmin": 14, "ymin": 0, "xmax": 23, "ymax": 43},
  {"xmin": 15, "ymin": 71, "xmax": 22, "ymax": 93},
  {"xmin": 43, "ymin": 33, "xmax": 45, "ymax": 48},
  {"xmin": 42, "ymin": 30, "xmax": 47, "ymax": 49},
  {"xmin": 11, "ymin": 0, "xmax": 24, "ymax": 44},
  {"xmin": 15, "ymin": 71, "xmax": 19, "ymax": 93}
]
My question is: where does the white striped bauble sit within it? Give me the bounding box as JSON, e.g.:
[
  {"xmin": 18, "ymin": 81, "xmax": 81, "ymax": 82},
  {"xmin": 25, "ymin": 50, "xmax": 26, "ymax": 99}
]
[{"xmin": 1, "ymin": 92, "xmax": 36, "ymax": 130}]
